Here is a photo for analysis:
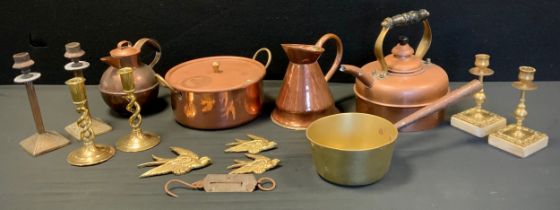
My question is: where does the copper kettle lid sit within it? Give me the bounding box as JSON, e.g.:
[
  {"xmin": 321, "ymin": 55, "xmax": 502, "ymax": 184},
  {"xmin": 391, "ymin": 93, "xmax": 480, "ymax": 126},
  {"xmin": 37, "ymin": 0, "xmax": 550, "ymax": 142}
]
[
  {"xmin": 109, "ymin": 41, "xmax": 140, "ymax": 58},
  {"xmin": 384, "ymin": 36, "xmax": 422, "ymax": 73},
  {"xmin": 165, "ymin": 56, "xmax": 266, "ymax": 92}
]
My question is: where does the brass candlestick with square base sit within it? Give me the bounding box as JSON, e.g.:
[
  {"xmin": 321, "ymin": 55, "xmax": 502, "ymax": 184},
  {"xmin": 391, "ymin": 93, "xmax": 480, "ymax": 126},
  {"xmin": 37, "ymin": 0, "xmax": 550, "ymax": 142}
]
[
  {"xmin": 63, "ymin": 42, "xmax": 112, "ymax": 139},
  {"xmin": 489, "ymin": 66, "xmax": 548, "ymax": 158},
  {"xmin": 451, "ymin": 54, "xmax": 506, "ymax": 137},
  {"xmin": 116, "ymin": 67, "xmax": 160, "ymax": 152},
  {"xmin": 12, "ymin": 52, "xmax": 70, "ymax": 156},
  {"xmin": 65, "ymin": 77, "xmax": 115, "ymax": 166}
]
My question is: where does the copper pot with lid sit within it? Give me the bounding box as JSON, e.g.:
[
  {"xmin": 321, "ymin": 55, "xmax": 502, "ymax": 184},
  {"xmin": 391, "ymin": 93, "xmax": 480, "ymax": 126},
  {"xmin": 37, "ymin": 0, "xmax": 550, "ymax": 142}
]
[
  {"xmin": 99, "ymin": 38, "xmax": 162, "ymax": 113},
  {"xmin": 341, "ymin": 9, "xmax": 449, "ymax": 132},
  {"xmin": 160, "ymin": 48, "xmax": 271, "ymax": 129}
]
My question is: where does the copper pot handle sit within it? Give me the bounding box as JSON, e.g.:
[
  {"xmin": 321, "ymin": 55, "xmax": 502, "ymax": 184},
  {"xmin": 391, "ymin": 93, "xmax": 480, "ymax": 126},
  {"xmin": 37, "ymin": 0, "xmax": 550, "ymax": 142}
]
[
  {"xmin": 315, "ymin": 33, "xmax": 343, "ymax": 81},
  {"xmin": 374, "ymin": 9, "xmax": 431, "ymax": 78},
  {"xmin": 251, "ymin": 48, "xmax": 272, "ymax": 69},
  {"xmin": 155, "ymin": 74, "xmax": 176, "ymax": 92},
  {"xmin": 133, "ymin": 38, "xmax": 162, "ymax": 68},
  {"xmin": 394, "ymin": 80, "xmax": 482, "ymax": 130}
]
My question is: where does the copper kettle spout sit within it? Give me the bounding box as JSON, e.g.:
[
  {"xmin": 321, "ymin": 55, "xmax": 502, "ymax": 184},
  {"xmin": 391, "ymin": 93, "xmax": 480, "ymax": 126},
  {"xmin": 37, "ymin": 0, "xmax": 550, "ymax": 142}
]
[
  {"xmin": 340, "ymin": 64, "xmax": 373, "ymax": 88},
  {"xmin": 100, "ymin": 56, "xmax": 120, "ymax": 68}
]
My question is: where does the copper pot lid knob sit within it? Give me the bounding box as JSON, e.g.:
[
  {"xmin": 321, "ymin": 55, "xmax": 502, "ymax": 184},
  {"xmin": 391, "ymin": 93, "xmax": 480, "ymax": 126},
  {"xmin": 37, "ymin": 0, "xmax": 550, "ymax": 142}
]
[{"xmin": 212, "ymin": 62, "xmax": 222, "ymax": 73}]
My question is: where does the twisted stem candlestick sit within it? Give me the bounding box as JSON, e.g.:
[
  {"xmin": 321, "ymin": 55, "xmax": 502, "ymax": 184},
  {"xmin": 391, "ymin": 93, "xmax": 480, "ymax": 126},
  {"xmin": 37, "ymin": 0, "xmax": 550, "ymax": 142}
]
[
  {"xmin": 65, "ymin": 77, "xmax": 114, "ymax": 166},
  {"xmin": 116, "ymin": 67, "xmax": 160, "ymax": 152},
  {"xmin": 125, "ymin": 93, "xmax": 142, "ymax": 131},
  {"xmin": 75, "ymin": 104, "xmax": 94, "ymax": 145}
]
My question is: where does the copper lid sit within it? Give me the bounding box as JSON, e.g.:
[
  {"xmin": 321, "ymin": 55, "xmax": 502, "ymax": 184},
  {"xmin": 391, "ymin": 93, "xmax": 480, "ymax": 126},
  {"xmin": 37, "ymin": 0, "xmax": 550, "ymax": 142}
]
[
  {"xmin": 165, "ymin": 56, "xmax": 266, "ymax": 92},
  {"xmin": 109, "ymin": 41, "xmax": 140, "ymax": 58},
  {"xmin": 384, "ymin": 36, "xmax": 422, "ymax": 73}
]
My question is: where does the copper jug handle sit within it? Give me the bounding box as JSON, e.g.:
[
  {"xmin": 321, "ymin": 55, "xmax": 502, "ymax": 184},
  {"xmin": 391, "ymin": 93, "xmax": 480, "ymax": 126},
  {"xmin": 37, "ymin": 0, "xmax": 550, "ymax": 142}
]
[
  {"xmin": 133, "ymin": 38, "xmax": 162, "ymax": 68},
  {"xmin": 251, "ymin": 48, "xmax": 272, "ymax": 69},
  {"xmin": 374, "ymin": 9, "xmax": 431, "ymax": 78},
  {"xmin": 315, "ymin": 33, "xmax": 343, "ymax": 81}
]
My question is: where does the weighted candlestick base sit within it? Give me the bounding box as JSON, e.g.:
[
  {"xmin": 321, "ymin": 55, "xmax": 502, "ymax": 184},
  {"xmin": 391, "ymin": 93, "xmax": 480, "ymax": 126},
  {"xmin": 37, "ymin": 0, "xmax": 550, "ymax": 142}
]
[
  {"xmin": 65, "ymin": 118, "xmax": 112, "ymax": 139},
  {"xmin": 20, "ymin": 131, "xmax": 70, "ymax": 156},
  {"xmin": 489, "ymin": 124, "xmax": 548, "ymax": 158},
  {"xmin": 67, "ymin": 144, "xmax": 116, "ymax": 166},
  {"xmin": 116, "ymin": 129, "xmax": 160, "ymax": 152},
  {"xmin": 451, "ymin": 107, "xmax": 506, "ymax": 137}
]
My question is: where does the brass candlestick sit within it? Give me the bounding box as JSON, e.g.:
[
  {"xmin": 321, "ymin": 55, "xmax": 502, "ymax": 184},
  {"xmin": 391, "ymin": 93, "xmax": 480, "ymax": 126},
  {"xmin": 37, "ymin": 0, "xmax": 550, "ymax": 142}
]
[
  {"xmin": 489, "ymin": 66, "xmax": 548, "ymax": 158},
  {"xmin": 63, "ymin": 42, "xmax": 112, "ymax": 139},
  {"xmin": 116, "ymin": 67, "xmax": 160, "ymax": 152},
  {"xmin": 66, "ymin": 77, "xmax": 115, "ymax": 166},
  {"xmin": 12, "ymin": 52, "xmax": 70, "ymax": 156},
  {"xmin": 451, "ymin": 54, "xmax": 506, "ymax": 137}
]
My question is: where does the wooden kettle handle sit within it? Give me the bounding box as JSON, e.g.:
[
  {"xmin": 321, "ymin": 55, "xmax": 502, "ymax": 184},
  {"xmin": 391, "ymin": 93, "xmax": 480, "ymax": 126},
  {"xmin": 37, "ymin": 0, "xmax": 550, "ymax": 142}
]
[{"xmin": 394, "ymin": 80, "xmax": 483, "ymax": 130}]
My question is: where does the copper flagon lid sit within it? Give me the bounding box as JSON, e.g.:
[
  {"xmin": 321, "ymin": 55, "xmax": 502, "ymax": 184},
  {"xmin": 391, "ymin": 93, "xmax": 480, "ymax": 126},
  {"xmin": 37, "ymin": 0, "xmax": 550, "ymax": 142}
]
[
  {"xmin": 109, "ymin": 41, "xmax": 140, "ymax": 58},
  {"xmin": 165, "ymin": 56, "xmax": 266, "ymax": 92}
]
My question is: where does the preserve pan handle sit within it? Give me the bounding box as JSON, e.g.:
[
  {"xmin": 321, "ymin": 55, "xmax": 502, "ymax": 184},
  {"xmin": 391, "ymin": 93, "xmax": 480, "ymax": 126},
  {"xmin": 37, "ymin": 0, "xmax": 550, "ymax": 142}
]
[
  {"xmin": 394, "ymin": 80, "xmax": 483, "ymax": 130},
  {"xmin": 315, "ymin": 33, "xmax": 343, "ymax": 81},
  {"xmin": 252, "ymin": 48, "xmax": 272, "ymax": 69},
  {"xmin": 374, "ymin": 9, "xmax": 431, "ymax": 78}
]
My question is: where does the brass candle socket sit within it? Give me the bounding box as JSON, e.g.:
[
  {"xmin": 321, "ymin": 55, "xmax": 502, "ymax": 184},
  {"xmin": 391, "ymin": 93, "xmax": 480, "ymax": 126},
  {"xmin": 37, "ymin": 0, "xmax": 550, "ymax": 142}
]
[
  {"xmin": 489, "ymin": 66, "xmax": 548, "ymax": 158},
  {"xmin": 65, "ymin": 77, "xmax": 115, "ymax": 166},
  {"xmin": 116, "ymin": 67, "xmax": 160, "ymax": 152},
  {"xmin": 12, "ymin": 52, "xmax": 70, "ymax": 156},
  {"xmin": 451, "ymin": 54, "xmax": 506, "ymax": 137},
  {"xmin": 63, "ymin": 42, "xmax": 112, "ymax": 139}
]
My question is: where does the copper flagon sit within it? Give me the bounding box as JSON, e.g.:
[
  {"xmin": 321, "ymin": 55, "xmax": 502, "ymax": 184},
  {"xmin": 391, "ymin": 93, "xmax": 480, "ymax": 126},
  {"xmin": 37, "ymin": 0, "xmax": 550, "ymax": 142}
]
[
  {"xmin": 272, "ymin": 33, "xmax": 343, "ymax": 130},
  {"xmin": 100, "ymin": 38, "xmax": 163, "ymax": 113}
]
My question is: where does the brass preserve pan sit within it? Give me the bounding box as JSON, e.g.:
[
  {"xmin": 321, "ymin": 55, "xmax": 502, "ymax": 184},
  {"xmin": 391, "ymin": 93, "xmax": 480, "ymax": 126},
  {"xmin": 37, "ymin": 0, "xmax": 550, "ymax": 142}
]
[
  {"xmin": 160, "ymin": 48, "xmax": 271, "ymax": 129},
  {"xmin": 306, "ymin": 80, "xmax": 482, "ymax": 186}
]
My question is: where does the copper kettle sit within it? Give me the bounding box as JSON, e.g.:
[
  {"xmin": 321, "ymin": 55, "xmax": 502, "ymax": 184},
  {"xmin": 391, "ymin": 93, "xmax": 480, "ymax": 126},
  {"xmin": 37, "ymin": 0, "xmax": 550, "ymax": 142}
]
[
  {"xmin": 271, "ymin": 33, "xmax": 343, "ymax": 130},
  {"xmin": 341, "ymin": 9, "xmax": 450, "ymax": 132},
  {"xmin": 99, "ymin": 38, "xmax": 163, "ymax": 113}
]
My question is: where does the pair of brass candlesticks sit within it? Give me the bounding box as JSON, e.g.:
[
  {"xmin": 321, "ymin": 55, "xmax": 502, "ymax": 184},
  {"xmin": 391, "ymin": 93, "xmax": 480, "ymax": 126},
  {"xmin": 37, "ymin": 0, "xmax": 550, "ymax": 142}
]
[
  {"xmin": 60, "ymin": 42, "xmax": 159, "ymax": 166},
  {"xmin": 65, "ymin": 67, "xmax": 160, "ymax": 166},
  {"xmin": 451, "ymin": 54, "xmax": 548, "ymax": 158}
]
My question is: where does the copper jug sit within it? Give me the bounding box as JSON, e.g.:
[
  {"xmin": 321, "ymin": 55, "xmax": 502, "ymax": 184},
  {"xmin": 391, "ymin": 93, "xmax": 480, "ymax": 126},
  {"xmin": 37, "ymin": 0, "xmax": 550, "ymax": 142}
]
[
  {"xmin": 341, "ymin": 9, "xmax": 450, "ymax": 132},
  {"xmin": 99, "ymin": 38, "xmax": 162, "ymax": 113},
  {"xmin": 271, "ymin": 33, "xmax": 343, "ymax": 130}
]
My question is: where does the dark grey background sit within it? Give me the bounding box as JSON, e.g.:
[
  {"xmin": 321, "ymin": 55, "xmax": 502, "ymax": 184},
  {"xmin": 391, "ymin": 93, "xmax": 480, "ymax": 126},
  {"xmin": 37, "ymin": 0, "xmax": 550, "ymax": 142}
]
[
  {"xmin": 1, "ymin": 81, "xmax": 558, "ymax": 209},
  {"xmin": 1, "ymin": 0, "xmax": 559, "ymax": 84}
]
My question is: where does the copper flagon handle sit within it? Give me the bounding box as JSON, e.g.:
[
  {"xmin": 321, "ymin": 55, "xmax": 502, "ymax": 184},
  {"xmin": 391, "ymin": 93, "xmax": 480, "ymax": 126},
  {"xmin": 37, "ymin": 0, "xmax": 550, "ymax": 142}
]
[
  {"xmin": 394, "ymin": 80, "xmax": 482, "ymax": 129},
  {"xmin": 134, "ymin": 38, "xmax": 162, "ymax": 68},
  {"xmin": 315, "ymin": 33, "xmax": 343, "ymax": 81},
  {"xmin": 374, "ymin": 9, "xmax": 431, "ymax": 78},
  {"xmin": 252, "ymin": 48, "xmax": 272, "ymax": 69}
]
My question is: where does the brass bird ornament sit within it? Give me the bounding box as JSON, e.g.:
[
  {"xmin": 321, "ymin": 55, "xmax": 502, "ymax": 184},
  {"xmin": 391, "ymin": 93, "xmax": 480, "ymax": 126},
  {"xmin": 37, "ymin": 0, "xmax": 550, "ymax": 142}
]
[
  {"xmin": 138, "ymin": 147, "xmax": 211, "ymax": 178},
  {"xmin": 225, "ymin": 134, "xmax": 277, "ymax": 154},
  {"xmin": 227, "ymin": 154, "xmax": 280, "ymax": 174}
]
